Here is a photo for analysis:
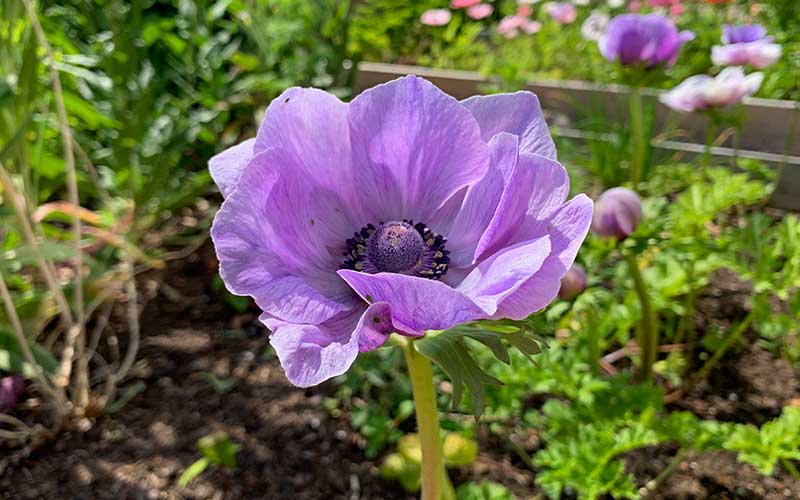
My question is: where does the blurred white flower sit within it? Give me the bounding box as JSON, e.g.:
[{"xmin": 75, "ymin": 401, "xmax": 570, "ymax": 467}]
[
  {"xmin": 660, "ymin": 67, "xmax": 763, "ymax": 112},
  {"xmin": 581, "ymin": 10, "xmax": 610, "ymax": 41}
]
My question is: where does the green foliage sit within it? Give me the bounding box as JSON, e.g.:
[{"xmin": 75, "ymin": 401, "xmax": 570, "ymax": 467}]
[
  {"xmin": 724, "ymin": 406, "xmax": 800, "ymax": 476},
  {"xmin": 178, "ymin": 431, "xmax": 241, "ymax": 487},
  {"xmin": 416, "ymin": 322, "xmax": 541, "ymax": 417},
  {"xmin": 455, "ymin": 481, "xmax": 516, "ymax": 500}
]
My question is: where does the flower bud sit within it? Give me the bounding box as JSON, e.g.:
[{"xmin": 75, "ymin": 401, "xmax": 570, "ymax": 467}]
[
  {"xmin": 559, "ymin": 264, "xmax": 587, "ymax": 300},
  {"xmin": 592, "ymin": 187, "xmax": 643, "ymax": 241},
  {"xmin": 0, "ymin": 375, "xmax": 25, "ymax": 413}
]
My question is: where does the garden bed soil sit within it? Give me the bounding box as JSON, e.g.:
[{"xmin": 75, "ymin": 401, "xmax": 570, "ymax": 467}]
[{"xmin": 1, "ymin": 246, "xmax": 798, "ymax": 500}]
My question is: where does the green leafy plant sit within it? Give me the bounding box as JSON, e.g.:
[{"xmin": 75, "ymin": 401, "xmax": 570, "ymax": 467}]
[
  {"xmin": 178, "ymin": 431, "xmax": 242, "ymax": 488},
  {"xmin": 724, "ymin": 406, "xmax": 800, "ymax": 477}
]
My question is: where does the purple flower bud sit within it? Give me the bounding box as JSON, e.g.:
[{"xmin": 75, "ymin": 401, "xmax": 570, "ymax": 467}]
[
  {"xmin": 0, "ymin": 375, "xmax": 25, "ymax": 413},
  {"xmin": 559, "ymin": 264, "xmax": 587, "ymax": 300},
  {"xmin": 599, "ymin": 14, "xmax": 694, "ymax": 67},
  {"xmin": 592, "ymin": 187, "xmax": 643, "ymax": 240}
]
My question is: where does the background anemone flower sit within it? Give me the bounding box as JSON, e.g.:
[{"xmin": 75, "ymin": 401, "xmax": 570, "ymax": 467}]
[
  {"xmin": 467, "ymin": 3, "xmax": 494, "ymax": 20},
  {"xmin": 546, "ymin": 2, "xmax": 578, "ymax": 24},
  {"xmin": 582, "ymin": 11, "xmax": 610, "ymax": 41},
  {"xmin": 420, "ymin": 9, "xmax": 452, "ymax": 26},
  {"xmin": 599, "ymin": 14, "xmax": 694, "ymax": 67},
  {"xmin": 592, "ymin": 187, "xmax": 642, "ymax": 241},
  {"xmin": 209, "ymin": 76, "xmax": 593, "ymax": 387},
  {"xmin": 660, "ymin": 67, "xmax": 763, "ymax": 113},
  {"xmin": 712, "ymin": 24, "xmax": 781, "ymax": 69}
]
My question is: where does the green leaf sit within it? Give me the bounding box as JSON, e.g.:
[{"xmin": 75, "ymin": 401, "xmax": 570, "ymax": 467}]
[
  {"xmin": 455, "ymin": 481, "xmax": 516, "ymax": 500},
  {"xmin": 0, "ymin": 328, "xmax": 59, "ymax": 378},
  {"xmin": 197, "ymin": 432, "xmax": 241, "ymax": 468},
  {"xmin": 200, "ymin": 372, "xmax": 237, "ymax": 394},
  {"xmin": 106, "ymin": 381, "xmax": 146, "ymax": 414},
  {"xmin": 178, "ymin": 457, "xmax": 210, "ymax": 488},
  {"xmin": 415, "ymin": 324, "xmax": 541, "ymax": 417}
]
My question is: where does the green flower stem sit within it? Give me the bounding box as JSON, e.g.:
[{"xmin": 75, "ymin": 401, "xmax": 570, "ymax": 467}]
[
  {"xmin": 625, "ymin": 253, "xmax": 658, "ymax": 382},
  {"xmin": 704, "ymin": 113, "xmax": 717, "ymax": 167},
  {"xmin": 629, "ymin": 85, "xmax": 646, "ymax": 189},
  {"xmin": 685, "ymin": 309, "xmax": 755, "ymax": 390},
  {"xmin": 402, "ymin": 339, "xmax": 455, "ymax": 500}
]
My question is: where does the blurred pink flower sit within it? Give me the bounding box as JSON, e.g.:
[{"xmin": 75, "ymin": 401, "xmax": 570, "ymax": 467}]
[
  {"xmin": 669, "ymin": 3, "xmax": 683, "ymax": 15},
  {"xmin": 629, "ymin": 0, "xmax": 641, "ymax": 12},
  {"xmin": 546, "ymin": 2, "xmax": 578, "ymax": 24},
  {"xmin": 421, "ymin": 8, "xmax": 452, "ymax": 26},
  {"xmin": 517, "ymin": 5, "xmax": 533, "ymax": 17},
  {"xmin": 498, "ymin": 14, "xmax": 541, "ymax": 38},
  {"xmin": 452, "ymin": 0, "xmax": 481, "ymax": 8},
  {"xmin": 467, "ymin": 3, "xmax": 494, "ymax": 19}
]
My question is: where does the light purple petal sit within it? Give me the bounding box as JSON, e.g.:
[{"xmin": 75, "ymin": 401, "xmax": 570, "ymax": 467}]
[
  {"xmin": 337, "ymin": 270, "xmax": 486, "ymax": 335},
  {"xmin": 209, "ymin": 138, "xmax": 255, "ymax": 198},
  {"xmin": 264, "ymin": 309, "xmax": 362, "ymax": 388},
  {"xmin": 460, "ymin": 91, "xmax": 556, "ymax": 159},
  {"xmin": 722, "ymin": 24, "xmax": 766, "ymax": 44},
  {"xmin": 348, "ymin": 75, "xmax": 489, "ymax": 223},
  {"xmin": 211, "ymin": 151, "xmax": 356, "ymax": 325},
  {"xmin": 447, "ymin": 133, "xmax": 518, "ymax": 267},
  {"xmin": 255, "ymin": 87, "xmax": 361, "ymax": 213},
  {"xmin": 355, "ymin": 302, "xmax": 395, "ymax": 352},
  {"xmin": 495, "ymin": 194, "xmax": 593, "ymax": 319},
  {"xmin": 457, "ymin": 236, "xmax": 551, "ymax": 315}
]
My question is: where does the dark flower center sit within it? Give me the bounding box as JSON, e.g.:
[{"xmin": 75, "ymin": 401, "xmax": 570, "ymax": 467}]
[{"xmin": 342, "ymin": 220, "xmax": 449, "ymax": 279}]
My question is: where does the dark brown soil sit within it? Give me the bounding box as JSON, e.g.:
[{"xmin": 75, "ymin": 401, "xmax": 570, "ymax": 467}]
[{"xmin": 1, "ymin": 249, "xmax": 798, "ymax": 500}]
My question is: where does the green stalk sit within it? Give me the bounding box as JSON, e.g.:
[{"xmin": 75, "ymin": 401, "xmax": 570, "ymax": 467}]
[
  {"xmin": 685, "ymin": 309, "xmax": 754, "ymax": 390},
  {"xmin": 629, "ymin": 85, "xmax": 646, "ymax": 189},
  {"xmin": 402, "ymin": 340, "xmax": 455, "ymax": 500},
  {"xmin": 625, "ymin": 253, "xmax": 658, "ymax": 382},
  {"xmin": 704, "ymin": 114, "xmax": 717, "ymax": 167}
]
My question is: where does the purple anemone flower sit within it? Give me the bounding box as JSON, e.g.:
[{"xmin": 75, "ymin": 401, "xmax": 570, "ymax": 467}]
[
  {"xmin": 722, "ymin": 24, "xmax": 767, "ymax": 44},
  {"xmin": 558, "ymin": 264, "xmax": 587, "ymax": 300},
  {"xmin": 210, "ymin": 76, "xmax": 593, "ymax": 387},
  {"xmin": 599, "ymin": 14, "xmax": 694, "ymax": 67},
  {"xmin": 592, "ymin": 187, "xmax": 643, "ymax": 241},
  {"xmin": 713, "ymin": 24, "xmax": 781, "ymax": 69},
  {"xmin": 1, "ymin": 375, "xmax": 25, "ymax": 413}
]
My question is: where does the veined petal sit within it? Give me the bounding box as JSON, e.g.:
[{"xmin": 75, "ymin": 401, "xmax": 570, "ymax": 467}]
[
  {"xmin": 495, "ymin": 194, "xmax": 593, "ymax": 319},
  {"xmin": 476, "ymin": 152, "xmax": 567, "ymax": 261},
  {"xmin": 209, "ymin": 138, "xmax": 255, "ymax": 198},
  {"xmin": 460, "ymin": 91, "xmax": 556, "ymax": 159},
  {"xmin": 337, "ymin": 270, "xmax": 485, "ymax": 335},
  {"xmin": 264, "ymin": 309, "xmax": 361, "ymax": 388},
  {"xmin": 211, "ymin": 150, "xmax": 355, "ymax": 325},
  {"xmin": 348, "ymin": 75, "xmax": 489, "ymax": 223},
  {"xmin": 447, "ymin": 133, "xmax": 518, "ymax": 268},
  {"xmin": 355, "ymin": 302, "xmax": 395, "ymax": 352},
  {"xmin": 255, "ymin": 87, "xmax": 360, "ymax": 211},
  {"xmin": 457, "ymin": 236, "xmax": 551, "ymax": 315}
]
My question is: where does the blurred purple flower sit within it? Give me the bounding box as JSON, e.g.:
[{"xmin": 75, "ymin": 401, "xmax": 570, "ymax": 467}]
[
  {"xmin": 209, "ymin": 76, "xmax": 593, "ymax": 387},
  {"xmin": 558, "ymin": 264, "xmax": 587, "ymax": 300},
  {"xmin": 0, "ymin": 375, "xmax": 25, "ymax": 413},
  {"xmin": 599, "ymin": 14, "xmax": 694, "ymax": 67},
  {"xmin": 712, "ymin": 24, "xmax": 781, "ymax": 69},
  {"xmin": 546, "ymin": 2, "xmax": 577, "ymax": 24},
  {"xmin": 420, "ymin": 9, "xmax": 452, "ymax": 26},
  {"xmin": 722, "ymin": 24, "xmax": 767, "ymax": 44},
  {"xmin": 592, "ymin": 187, "xmax": 643, "ymax": 241},
  {"xmin": 660, "ymin": 67, "xmax": 763, "ymax": 113}
]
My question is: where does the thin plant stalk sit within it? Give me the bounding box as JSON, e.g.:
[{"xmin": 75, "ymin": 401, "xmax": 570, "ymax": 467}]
[
  {"xmin": 629, "ymin": 85, "xmax": 646, "ymax": 189},
  {"xmin": 625, "ymin": 253, "xmax": 658, "ymax": 382},
  {"xmin": 0, "ymin": 270, "xmax": 65, "ymax": 412},
  {"xmin": 703, "ymin": 113, "xmax": 717, "ymax": 167},
  {"xmin": 684, "ymin": 309, "xmax": 754, "ymax": 390},
  {"xmin": 402, "ymin": 339, "xmax": 455, "ymax": 500},
  {"xmin": 23, "ymin": 0, "xmax": 89, "ymax": 408}
]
